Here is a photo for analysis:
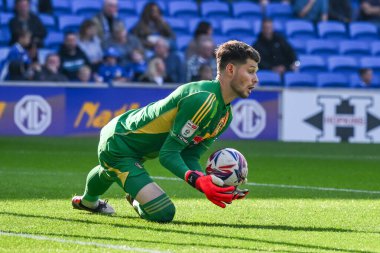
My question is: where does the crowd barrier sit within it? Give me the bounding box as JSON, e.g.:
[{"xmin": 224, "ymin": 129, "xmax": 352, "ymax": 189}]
[{"xmin": 0, "ymin": 82, "xmax": 379, "ymax": 143}]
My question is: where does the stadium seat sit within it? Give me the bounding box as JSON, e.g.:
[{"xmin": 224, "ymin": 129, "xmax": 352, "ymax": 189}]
[
  {"xmin": 298, "ymin": 55, "xmax": 326, "ymax": 73},
  {"xmin": 306, "ymin": 40, "xmax": 338, "ymax": 56},
  {"xmin": 328, "ymin": 56, "xmax": 358, "ymax": 73},
  {"xmin": 317, "ymin": 73, "xmax": 350, "ymax": 88},
  {"xmin": 188, "ymin": 18, "xmax": 221, "ymax": 35},
  {"xmin": 232, "ymin": 36, "xmax": 255, "ymax": 46},
  {"xmin": 339, "ymin": 40, "xmax": 370, "ymax": 56},
  {"xmin": 166, "ymin": 18, "xmax": 189, "ymax": 36},
  {"xmin": 221, "ymin": 19, "xmax": 253, "ymax": 37},
  {"xmin": 213, "ymin": 35, "xmax": 229, "ymax": 46},
  {"xmin": 124, "ymin": 16, "xmax": 139, "ymax": 32},
  {"xmin": 360, "ymin": 57, "xmax": 380, "ymax": 72},
  {"xmin": 0, "ymin": 47, "xmax": 10, "ymax": 63},
  {"xmin": 349, "ymin": 73, "xmax": 380, "ymax": 88},
  {"xmin": 52, "ymin": 0, "xmax": 71, "ymax": 15},
  {"xmin": 44, "ymin": 31, "xmax": 64, "ymax": 50},
  {"xmin": 286, "ymin": 20, "xmax": 316, "ymax": 39},
  {"xmin": 288, "ymin": 39, "xmax": 306, "ymax": 54},
  {"xmin": 136, "ymin": 1, "xmax": 167, "ymax": 16},
  {"xmin": 0, "ymin": 28, "xmax": 10, "ymax": 47},
  {"xmin": 266, "ymin": 3, "xmax": 293, "ymax": 20},
  {"xmin": 71, "ymin": 0, "xmax": 102, "ymax": 17},
  {"xmin": 0, "ymin": 13, "xmax": 13, "ymax": 28},
  {"xmin": 38, "ymin": 49, "xmax": 56, "ymax": 64},
  {"xmin": 371, "ymin": 41, "xmax": 380, "ymax": 56},
  {"xmin": 175, "ymin": 35, "xmax": 192, "ymax": 52},
  {"xmin": 168, "ymin": 1, "xmax": 198, "ymax": 18},
  {"xmin": 349, "ymin": 22, "xmax": 378, "ymax": 40},
  {"xmin": 257, "ymin": 70, "xmax": 282, "ymax": 87},
  {"xmin": 118, "ymin": 0, "xmax": 136, "ymax": 16},
  {"xmin": 232, "ymin": 2, "xmax": 262, "ymax": 19},
  {"xmin": 58, "ymin": 15, "xmax": 85, "ymax": 33},
  {"xmin": 284, "ymin": 72, "xmax": 317, "ymax": 87},
  {"xmin": 39, "ymin": 14, "xmax": 56, "ymax": 31},
  {"xmin": 201, "ymin": 2, "xmax": 231, "ymax": 19},
  {"xmin": 317, "ymin": 21, "xmax": 347, "ymax": 39}
]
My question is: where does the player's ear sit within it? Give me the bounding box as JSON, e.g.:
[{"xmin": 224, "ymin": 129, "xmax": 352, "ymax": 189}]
[{"xmin": 225, "ymin": 63, "xmax": 235, "ymax": 76}]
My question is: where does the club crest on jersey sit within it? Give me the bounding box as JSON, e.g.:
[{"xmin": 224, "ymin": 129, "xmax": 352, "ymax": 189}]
[{"xmin": 181, "ymin": 120, "xmax": 198, "ymax": 138}]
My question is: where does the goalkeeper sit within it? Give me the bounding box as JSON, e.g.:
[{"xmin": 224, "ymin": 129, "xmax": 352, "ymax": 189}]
[{"xmin": 72, "ymin": 40, "xmax": 260, "ymax": 222}]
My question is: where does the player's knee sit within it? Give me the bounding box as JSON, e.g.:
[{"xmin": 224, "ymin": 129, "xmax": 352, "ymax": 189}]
[{"xmin": 149, "ymin": 201, "xmax": 176, "ymax": 223}]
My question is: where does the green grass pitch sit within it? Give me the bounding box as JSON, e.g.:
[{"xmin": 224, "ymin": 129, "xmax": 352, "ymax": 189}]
[{"xmin": 0, "ymin": 136, "xmax": 379, "ymax": 253}]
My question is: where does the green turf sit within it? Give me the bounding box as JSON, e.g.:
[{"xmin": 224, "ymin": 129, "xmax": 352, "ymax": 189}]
[{"xmin": 0, "ymin": 136, "xmax": 379, "ymax": 253}]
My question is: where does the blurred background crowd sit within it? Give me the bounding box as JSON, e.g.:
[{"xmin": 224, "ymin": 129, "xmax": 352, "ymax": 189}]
[{"xmin": 0, "ymin": 0, "xmax": 379, "ymax": 88}]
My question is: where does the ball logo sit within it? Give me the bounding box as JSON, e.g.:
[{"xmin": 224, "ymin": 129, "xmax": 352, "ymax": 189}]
[
  {"xmin": 14, "ymin": 95, "xmax": 52, "ymax": 135},
  {"xmin": 230, "ymin": 99, "xmax": 266, "ymax": 139}
]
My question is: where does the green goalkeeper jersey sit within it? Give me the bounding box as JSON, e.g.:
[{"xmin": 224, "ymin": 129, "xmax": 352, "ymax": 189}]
[{"xmin": 100, "ymin": 80, "xmax": 233, "ymax": 179}]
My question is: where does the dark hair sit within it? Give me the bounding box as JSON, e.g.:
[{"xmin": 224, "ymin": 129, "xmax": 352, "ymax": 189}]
[
  {"xmin": 359, "ymin": 68, "xmax": 371, "ymax": 76},
  {"xmin": 215, "ymin": 40, "xmax": 260, "ymax": 72},
  {"xmin": 141, "ymin": 2, "xmax": 162, "ymax": 22},
  {"xmin": 15, "ymin": 28, "xmax": 31, "ymax": 41},
  {"xmin": 194, "ymin": 21, "xmax": 212, "ymax": 39},
  {"xmin": 79, "ymin": 19, "xmax": 96, "ymax": 40}
]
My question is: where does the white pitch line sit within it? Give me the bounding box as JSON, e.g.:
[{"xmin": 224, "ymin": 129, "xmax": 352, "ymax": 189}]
[
  {"xmin": 151, "ymin": 176, "xmax": 380, "ymax": 195},
  {"xmin": 0, "ymin": 231, "xmax": 170, "ymax": 253}
]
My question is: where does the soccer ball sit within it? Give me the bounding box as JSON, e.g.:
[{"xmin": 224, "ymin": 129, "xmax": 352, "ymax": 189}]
[{"xmin": 205, "ymin": 148, "xmax": 248, "ymax": 186}]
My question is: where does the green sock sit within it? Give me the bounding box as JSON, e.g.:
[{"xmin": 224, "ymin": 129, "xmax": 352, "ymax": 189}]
[
  {"xmin": 82, "ymin": 165, "xmax": 114, "ymax": 203},
  {"xmin": 134, "ymin": 194, "xmax": 175, "ymax": 222}
]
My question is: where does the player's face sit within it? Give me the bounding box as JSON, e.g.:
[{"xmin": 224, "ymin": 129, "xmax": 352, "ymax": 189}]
[{"xmin": 230, "ymin": 59, "xmax": 259, "ymax": 98}]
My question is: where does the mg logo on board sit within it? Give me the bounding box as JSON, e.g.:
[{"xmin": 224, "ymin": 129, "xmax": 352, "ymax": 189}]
[
  {"xmin": 14, "ymin": 95, "xmax": 52, "ymax": 135},
  {"xmin": 230, "ymin": 99, "xmax": 266, "ymax": 139}
]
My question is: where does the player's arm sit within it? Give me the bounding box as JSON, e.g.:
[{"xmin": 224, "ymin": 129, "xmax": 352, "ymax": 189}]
[{"xmin": 180, "ymin": 138, "xmax": 215, "ymax": 172}]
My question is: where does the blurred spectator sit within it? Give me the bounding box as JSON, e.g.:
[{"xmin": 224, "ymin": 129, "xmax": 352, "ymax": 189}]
[
  {"xmin": 140, "ymin": 57, "xmax": 172, "ymax": 85},
  {"xmin": 58, "ymin": 32, "xmax": 91, "ymax": 81},
  {"xmin": 92, "ymin": 0, "xmax": 122, "ymax": 42},
  {"xmin": 6, "ymin": 60, "xmax": 28, "ymax": 81},
  {"xmin": 293, "ymin": 0, "xmax": 328, "ymax": 23},
  {"xmin": 253, "ymin": 19, "xmax": 298, "ymax": 75},
  {"xmin": 9, "ymin": 0, "xmax": 47, "ymax": 47},
  {"xmin": 186, "ymin": 21, "xmax": 215, "ymax": 60},
  {"xmin": 132, "ymin": 2, "xmax": 175, "ymax": 50},
  {"xmin": 355, "ymin": 68, "xmax": 376, "ymax": 88},
  {"xmin": 34, "ymin": 53, "xmax": 68, "ymax": 82},
  {"xmin": 38, "ymin": 0, "xmax": 53, "ymax": 14},
  {"xmin": 0, "ymin": 29, "xmax": 31, "ymax": 80},
  {"xmin": 359, "ymin": 0, "xmax": 380, "ymax": 28},
  {"xmin": 186, "ymin": 39, "xmax": 216, "ymax": 82},
  {"xmin": 76, "ymin": 65, "xmax": 95, "ymax": 83},
  {"xmin": 328, "ymin": 0, "xmax": 352, "ymax": 23},
  {"xmin": 152, "ymin": 38, "xmax": 183, "ymax": 83},
  {"xmin": 98, "ymin": 47, "xmax": 127, "ymax": 83},
  {"xmin": 197, "ymin": 64, "xmax": 213, "ymax": 81},
  {"xmin": 78, "ymin": 20, "xmax": 103, "ymax": 69},
  {"xmin": 125, "ymin": 49, "xmax": 147, "ymax": 81},
  {"xmin": 102, "ymin": 21, "xmax": 144, "ymax": 66}
]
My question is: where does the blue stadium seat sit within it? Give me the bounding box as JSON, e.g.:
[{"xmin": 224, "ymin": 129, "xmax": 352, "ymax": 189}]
[
  {"xmin": 317, "ymin": 21, "xmax": 347, "ymax": 39},
  {"xmin": 317, "ymin": 73, "xmax": 349, "ymax": 88},
  {"xmin": 0, "ymin": 13, "xmax": 13, "ymax": 27},
  {"xmin": 188, "ymin": 18, "xmax": 221, "ymax": 35},
  {"xmin": 360, "ymin": 57, "xmax": 380, "ymax": 72},
  {"xmin": 233, "ymin": 36, "xmax": 255, "ymax": 46},
  {"xmin": 306, "ymin": 40, "xmax": 338, "ymax": 56},
  {"xmin": 288, "ymin": 39, "xmax": 306, "ymax": 54},
  {"xmin": 201, "ymin": 2, "xmax": 231, "ymax": 19},
  {"xmin": 118, "ymin": 0, "xmax": 136, "ymax": 16},
  {"xmin": 232, "ymin": 2, "xmax": 262, "ymax": 19},
  {"xmin": 257, "ymin": 70, "xmax": 282, "ymax": 87},
  {"xmin": 165, "ymin": 18, "xmax": 189, "ymax": 36},
  {"xmin": 176, "ymin": 35, "xmax": 192, "ymax": 51},
  {"xmin": 44, "ymin": 31, "xmax": 64, "ymax": 50},
  {"xmin": 52, "ymin": 0, "xmax": 71, "ymax": 15},
  {"xmin": 40, "ymin": 14, "xmax": 56, "ymax": 31},
  {"xmin": 349, "ymin": 73, "xmax": 380, "ymax": 88},
  {"xmin": 221, "ymin": 19, "xmax": 253, "ymax": 37},
  {"xmin": 213, "ymin": 35, "xmax": 229, "ymax": 46},
  {"xmin": 328, "ymin": 56, "xmax": 358, "ymax": 73},
  {"xmin": 58, "ymin": 15, "xmax": 85, "ymax": 32},
  {"xmin": 339, "ymin": 40, "xmax": 370, "ymax": 56},
  {"xmin": 298, "ymin": 55, "xmax": 326, "ymax": 72},
  {"xmin": 266, "ymin": 3, "xmax": 293, "ymax": 20},
  {"xmin": 124, "ymin": 16, "xmax": 139, "ymax": 32},
  {"xmin": 0, "ymin": 47, "xmax": 10, "ymax": 62},
  {"xmin": 168, "ymin": 1, "xmax": 198, "ymax": 18},
  {"xmin": 38, "ymin": 49, "xmax": 56, "ymax": 64},
  {"xmin": 284, "ymin": 72, "xmax": 317, "ymax": 87},
  {"xmin": 71, "ymin": 0, "xmax": 102, "ymax": 17},
  {"xmin": 286, "ymin": 20, "xmax": 316, "ymax": 39},
  {"xmin": 0, "ymin": 28, "xmax": 10, "ymax": 46},
  {"xmin": 349, "ymin": 22, "xmax": 378, "ymax": 40},
  {"xmin": 371, "ymin": 41, "xmax": 380, "ymax": 56}
]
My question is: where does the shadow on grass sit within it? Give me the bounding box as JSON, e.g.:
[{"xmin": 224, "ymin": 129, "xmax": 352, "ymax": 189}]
[{"xmin": 0, "ymin": 211, "xmax": 376, "ymax": 253}]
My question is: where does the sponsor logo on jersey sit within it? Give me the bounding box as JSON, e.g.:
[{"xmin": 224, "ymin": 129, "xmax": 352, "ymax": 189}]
[
  {"xmin": 181, "ymin": 120, "xmax": 198, "ymax": 138},
  {"xmin": 193, "ymin": 136, "xmax": 204, "ymax": 144}
]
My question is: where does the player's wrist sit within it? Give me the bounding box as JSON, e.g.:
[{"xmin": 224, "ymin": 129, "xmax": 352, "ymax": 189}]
[{"xmin": 185, "ymin": 170, "xmax": 203, "ymax": 190}]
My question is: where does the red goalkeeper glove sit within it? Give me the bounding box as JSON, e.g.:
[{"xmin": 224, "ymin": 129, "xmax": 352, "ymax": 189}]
[
  {"xmin": 232, "ymin": 188, "xmax": 249, "ymax": 200},
  {"xmin": 185, "ymin": 170, "xmax": 235, "ymax": 208}
]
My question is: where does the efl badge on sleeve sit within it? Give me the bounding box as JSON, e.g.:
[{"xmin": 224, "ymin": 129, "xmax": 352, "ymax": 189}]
[{"xmin": 181, "ymin": 120, "xmax": 198, "ymax": 138}]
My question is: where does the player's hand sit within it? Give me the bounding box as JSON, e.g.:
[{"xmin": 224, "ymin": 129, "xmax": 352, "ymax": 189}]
[
  {"xmin": 232, "ymin": 188, "xmax": 249, "ymax": 200},
  {"xmin": 185, "ymin": 170, "xmax": 235, "ymax": 208}
]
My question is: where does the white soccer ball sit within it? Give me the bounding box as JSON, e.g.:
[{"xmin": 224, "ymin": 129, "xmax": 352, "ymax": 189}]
[{"xmin": 205, "ymin": 148, "xmax": 248, "ymax": 186}]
